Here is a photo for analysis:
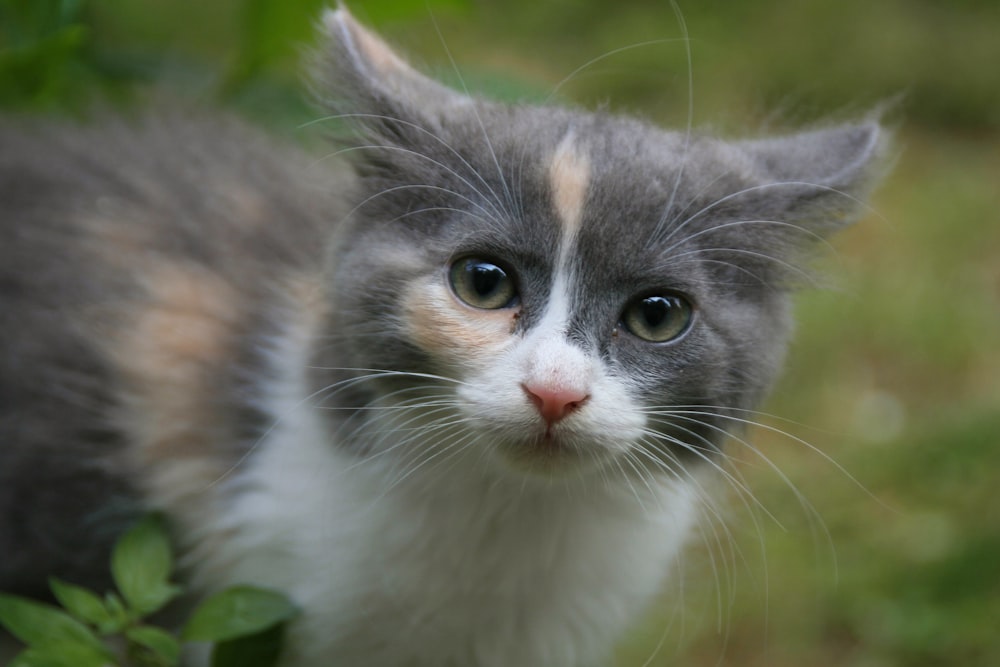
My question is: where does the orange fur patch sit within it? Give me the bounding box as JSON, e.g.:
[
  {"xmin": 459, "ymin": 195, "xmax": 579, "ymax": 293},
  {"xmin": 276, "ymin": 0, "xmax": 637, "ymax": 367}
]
[
  {"xmin": 549, "ymin": 134, "xmax": 590, "ymax": 240},
  {"xmin": 332, "ymin": 8, "xmax": 413, "ymax": 76},
  {"xmin": 112, "ymin": 262, "xmax": 241, "ymax": 467},
  {"xmin": 404, "ymin": 277, "xmax": 514, "ymax": 368},
  {"xmin": 109, "ymin": 264, "xmax": 330, "ymax": 548},
  {"xmin": 131, "ymin": 265, "xmax": 238, "ymax": 388}
]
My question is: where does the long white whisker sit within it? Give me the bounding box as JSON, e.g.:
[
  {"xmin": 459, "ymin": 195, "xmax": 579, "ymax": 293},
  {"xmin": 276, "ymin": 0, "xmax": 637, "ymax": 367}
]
[
  {"xmin": 206, "ymin": 367, "xmax": 448, "ymax": 485},
  {"xmin": 639, "ymin": 424, "xmax": 780, "ymax": 527},
  {"xmin": 655, "ymin": 411, "xmax": 838, "ymax": 585},
  {"xmin": 313, "ymin": 142, "xmax": 507, "ymax": 225},
  {"xmin": 427, "ymin": 13, "xmax": 517, "ymax": 221},
  {"xmin": 545, "ymin": 38, "xmax": 687, "ymax": 103},
  {"xmin": 630, "ymin": 439, "xmax": 745, "ymax": 635},
  {"xmin": 664, "ymin": 408, "xmax": 882, "ymax": 504},
  {"xmin": 301, "ymin": 111, "xmax": 510, "ymax": 213},
  {"xmin": 657, "ymin": 217, "xmax": 837, "ymax": 261},
  {"xmin": 660, "ymin": 179, "xmax": 883, "ymax": 249},
  {"xmin": 337, "ymin": 176, "xmax": 502, "ymax": 229},
  {"xmin": 666, "ymin": 246, "xmax": 819, "ymax": 285},
  {"xmin": 657, "ymin": 0, "xmax": 695, "ymax": 238}
]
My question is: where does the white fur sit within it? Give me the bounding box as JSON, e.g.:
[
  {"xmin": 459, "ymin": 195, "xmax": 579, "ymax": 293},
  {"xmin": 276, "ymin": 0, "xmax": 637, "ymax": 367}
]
[{"xmin": 181, "ymin": 292, "xmax": 699, "ymax": 667}]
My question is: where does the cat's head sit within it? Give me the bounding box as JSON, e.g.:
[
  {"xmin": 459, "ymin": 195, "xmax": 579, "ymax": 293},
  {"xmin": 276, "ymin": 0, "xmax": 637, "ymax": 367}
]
[{"xmin": 311, "ymin": 9, "xmax": 886, "ymax": 480}]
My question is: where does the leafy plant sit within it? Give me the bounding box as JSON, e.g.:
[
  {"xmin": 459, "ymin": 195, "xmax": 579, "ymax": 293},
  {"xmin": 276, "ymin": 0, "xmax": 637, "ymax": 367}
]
[
  {"xmin": 0, "ymin": 0, "xmax": 110, "ymax": 112},
  {"xmin": 0, "ymin": 515, "xmax": 297, "ymax": 667}
]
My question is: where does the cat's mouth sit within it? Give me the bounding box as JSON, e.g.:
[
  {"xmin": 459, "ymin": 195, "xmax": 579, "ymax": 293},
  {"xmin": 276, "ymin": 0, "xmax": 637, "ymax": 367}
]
[
  {"xmin": 492, "ymin": 427, "xmax": 616, "ymax": 477},
  {"xmin": 535, "ymin": 431, "xmax": 569, "ymax": 455}
]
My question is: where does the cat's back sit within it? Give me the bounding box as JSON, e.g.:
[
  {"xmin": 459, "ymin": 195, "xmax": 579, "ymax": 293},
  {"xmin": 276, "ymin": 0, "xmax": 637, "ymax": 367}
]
[
  {"xmin": 0, "ymin": 111, "xmax": 344, "ymax": 275},
  {"xmin": 0, "ymin": 112, "xmax": 344, "ymax": 596}
]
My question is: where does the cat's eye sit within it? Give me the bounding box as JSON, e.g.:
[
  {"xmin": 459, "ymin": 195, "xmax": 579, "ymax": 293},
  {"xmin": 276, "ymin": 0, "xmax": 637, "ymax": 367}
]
[
  {"xmin": 448, "ymin": 257, "xmax": 518, "ymax": 310},
  {"xmin": 620, "ymin": 293, "xmax": 693, "ymax": 343}
]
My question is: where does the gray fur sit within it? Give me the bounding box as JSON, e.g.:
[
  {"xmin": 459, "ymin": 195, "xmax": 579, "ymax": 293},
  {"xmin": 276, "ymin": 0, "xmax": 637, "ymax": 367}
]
[{"xmin": 0, "ymin": 113, "xmax": 344, "ymax": 594}]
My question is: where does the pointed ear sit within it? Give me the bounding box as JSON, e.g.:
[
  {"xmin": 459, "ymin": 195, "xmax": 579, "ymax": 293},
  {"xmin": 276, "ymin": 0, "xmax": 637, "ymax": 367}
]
[
  {"xmin": 736, "ymin": 121, "xmax": 889, "ymax": 234},
  {"xmin": 313, "ymin": 7, "xmax": 471, "ymax": 133}
]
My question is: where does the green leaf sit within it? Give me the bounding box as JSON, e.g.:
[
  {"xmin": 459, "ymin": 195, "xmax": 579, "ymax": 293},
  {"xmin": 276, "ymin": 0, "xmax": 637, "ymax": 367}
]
[
  {"xmin": 182, "ymin": 586, "xmax": 297, "ymax": 643},
  {"xmin": 210, "ymin": 622, "xmax": 287, "ymax": 667},
  {"xmin": 5, "ymin": 651, "xmax": 31, "ymax": 667},
  {"xmin": 48, "ymin": 578, "xmax": 119, "ymax": 633},
  {"xmin": 126, "ymin": 625, "xmax": 180, "ymax": 665},
  {"xmin": 111, "ymin": 515, "xmax": 181, "ymax": 616},
  {"xmin": 0, "ymin": 593, "xmax": 111, "ymax": 659},
  {"xmin": 6, "ymin": 644, "xmax": 112, "ymax": 667},
  {"xmin": 103, "ymin": 592, "xmax": 131, "ymax": 631}
]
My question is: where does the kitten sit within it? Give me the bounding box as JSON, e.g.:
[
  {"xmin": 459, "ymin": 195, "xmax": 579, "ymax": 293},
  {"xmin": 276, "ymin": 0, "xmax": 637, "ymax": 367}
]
[{"xmin": 0, "ymin": 8, "xmax": 886, "ymax": 667}]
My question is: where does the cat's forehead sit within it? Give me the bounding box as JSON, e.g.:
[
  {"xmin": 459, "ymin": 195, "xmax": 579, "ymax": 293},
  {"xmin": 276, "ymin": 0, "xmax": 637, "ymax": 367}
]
[{"xmin": 463, "ymin": 108, "xmax": 735, "ymax": 264}]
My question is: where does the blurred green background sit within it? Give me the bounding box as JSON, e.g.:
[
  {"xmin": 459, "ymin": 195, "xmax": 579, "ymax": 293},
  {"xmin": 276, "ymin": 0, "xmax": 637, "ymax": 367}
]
[{"xmin": 2, "ymin": 0, "xmax": 997, "ymax": 665}]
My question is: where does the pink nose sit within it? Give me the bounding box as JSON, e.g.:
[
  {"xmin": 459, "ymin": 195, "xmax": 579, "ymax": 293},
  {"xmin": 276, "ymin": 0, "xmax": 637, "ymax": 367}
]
[{"xmin": 521, "ymin": 383, "xmax": 590, "ymax": 424}]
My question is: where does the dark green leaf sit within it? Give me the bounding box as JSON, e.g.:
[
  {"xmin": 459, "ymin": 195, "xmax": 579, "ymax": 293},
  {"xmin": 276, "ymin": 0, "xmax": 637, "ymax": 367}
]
[
  {"xmin": 0, "ymin": 593, "xmax": 111, "ymax": 659},
  {"xmin": 6, "ymin": 651, "xmax": 31, "ymax": 667},
  {"xmin": 6, "ymin": 644, "xmax": 112, "ymax": 667},
  {"xmin": 103, "ymin": 591, "xmax": 129, "ymax": 627},
  {"xmin": 111, "ymin": 515, "xmax": 181, "ymax": 616},
  {"xmin": 126, "ymin": 625, "xmax": 180, "ymax": 665},
  {"xmin": 48, "ymin": 578, "xmax": 119, "ymax": 633},
  {"xmin": 210, "ymin": 622, "xmax": 287, "ymax": 667},
  {"xmin": 224, "ymin": 0, "xmax": 326, "ymax": 92},
  {"xmin": 182, "ymin": 586, "xmax": 297, "ymax": 643}
]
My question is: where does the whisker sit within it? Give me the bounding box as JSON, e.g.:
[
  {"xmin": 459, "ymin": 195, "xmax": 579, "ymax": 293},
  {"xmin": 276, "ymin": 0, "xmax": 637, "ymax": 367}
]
[
  {"xmin": 656, "ymin": 217, "xmax": 837, "ymax": 261},
  {"xmin": 663, "ymin": 408, "xmax": 882, "ymax": 505},
  {"xmin": 639, "ymin": 424, "xmax": 780, "ymax": 528},
  {"xmin": 630, "ymin": 438, "xmax": 745, "ymax": 635},
  {"xmin": 652, "ymin": 410, "xmax": 839, "ymax": 583},
  {"xmin": 313, "ymin": 142, "xmax": 507, "ymax": 226},
  {"xmin": 659, "ymin": 179, "xmax": 884, "ymax": 249},
  {"xmin": 665, "ymin": 246, "xmax": 820, "ymax": 285},
  {"xmin": 427, "ymin": 13, "xmax": 518, "ymax": 221},
  {"xmin": 544, "ymin": 38, "xmax": 687, "ymax": 104},
  {"xmin": 658, "ymin": 0, "xmax": 696, "ymax": 239},
  {"xmin": 301, "ymin": 111, "xmax": 511, "ymax": 215},
  {"xmin": 336, "ymin": 172, "xmax": 504, "ymax": 229}
]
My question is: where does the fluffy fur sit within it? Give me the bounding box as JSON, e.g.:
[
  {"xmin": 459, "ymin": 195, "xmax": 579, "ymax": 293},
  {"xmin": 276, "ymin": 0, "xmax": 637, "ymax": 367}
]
[{"xmin": 0, "ymin": 9, "xmax": 885, "ymax": 666}]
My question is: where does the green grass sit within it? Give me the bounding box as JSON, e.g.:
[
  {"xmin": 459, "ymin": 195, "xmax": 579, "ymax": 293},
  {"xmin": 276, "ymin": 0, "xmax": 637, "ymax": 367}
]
[{"xmin": 3, "ymin": 0, "xmax": 998, "ymax": 665}]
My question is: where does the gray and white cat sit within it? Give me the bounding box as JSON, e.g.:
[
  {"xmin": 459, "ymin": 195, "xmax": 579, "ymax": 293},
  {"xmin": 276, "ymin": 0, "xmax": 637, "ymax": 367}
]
[{"xmin": 0, "ymin": 9, "xmax": 886, "ymax": 667}]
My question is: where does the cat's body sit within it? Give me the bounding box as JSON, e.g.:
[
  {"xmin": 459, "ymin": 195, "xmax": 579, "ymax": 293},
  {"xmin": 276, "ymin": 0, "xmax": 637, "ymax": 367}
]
[{"xmin": 0, "ymin": 10, "xmax": 885, "ymax": 666}]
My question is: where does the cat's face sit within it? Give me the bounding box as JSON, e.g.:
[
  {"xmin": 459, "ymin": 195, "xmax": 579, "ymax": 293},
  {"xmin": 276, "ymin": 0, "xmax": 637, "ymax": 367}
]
[{"xmin": 314, "ymin": 10, "xmax": 883, "ymax": 480}]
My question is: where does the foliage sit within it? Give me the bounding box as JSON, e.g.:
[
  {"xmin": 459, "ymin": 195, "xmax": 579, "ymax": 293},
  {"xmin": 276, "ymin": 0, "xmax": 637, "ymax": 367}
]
[
  {"xmin": 0, "ymin": 0, "xmax": 95, "ymax": 110},
  {"xmin": 0, "ymin": 516, "xmax": 298, "ymax": 667}
]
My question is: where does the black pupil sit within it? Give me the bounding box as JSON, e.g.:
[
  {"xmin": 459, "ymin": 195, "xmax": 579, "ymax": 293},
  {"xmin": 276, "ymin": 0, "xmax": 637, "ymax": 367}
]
[
  {"xmin": 470, "ymin": 263, "xmax": 504, "ymax": 297},
  {"xmin": 641, "ymin": 296, "xmax": 674, "ymax": 328}
]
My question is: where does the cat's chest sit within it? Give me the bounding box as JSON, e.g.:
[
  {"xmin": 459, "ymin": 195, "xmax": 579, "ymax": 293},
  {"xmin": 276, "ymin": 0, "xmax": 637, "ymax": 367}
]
[{"xmin": 195, "ymin": 405, "xmax": 698, "ymax": 666}]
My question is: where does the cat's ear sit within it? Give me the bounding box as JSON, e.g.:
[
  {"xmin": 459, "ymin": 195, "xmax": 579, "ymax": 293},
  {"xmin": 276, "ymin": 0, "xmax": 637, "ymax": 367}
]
[
  {"xmin": 314, "ymin": 7, "xmax": 471, "ymax": 136},
  {"xmin": 735, "ymin": 121, "xmax": 888, "ymax": 235}
]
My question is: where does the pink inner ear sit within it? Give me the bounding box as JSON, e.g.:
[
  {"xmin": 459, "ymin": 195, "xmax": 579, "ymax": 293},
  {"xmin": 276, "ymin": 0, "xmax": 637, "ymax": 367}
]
[
  {"xmin": 352, "ymin": 22, "xmax": 412, "ymax": 75},
  {"xmin": 521, "ymin": 382, "xmax": 590, "ymax": 425},
  {"xmin": 326, "ymin": 7, "xmax": 413, "ymax": 77}
]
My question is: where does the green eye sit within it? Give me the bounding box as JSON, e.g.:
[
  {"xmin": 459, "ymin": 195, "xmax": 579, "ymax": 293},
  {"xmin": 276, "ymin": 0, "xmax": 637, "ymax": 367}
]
[
  {"xmin": 449, "ymin": 257, "xmax": 518, "ymax": 310},
  {"xmin": 621, "ymin": 293, "xmax": 693, "ymax": 343}
]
